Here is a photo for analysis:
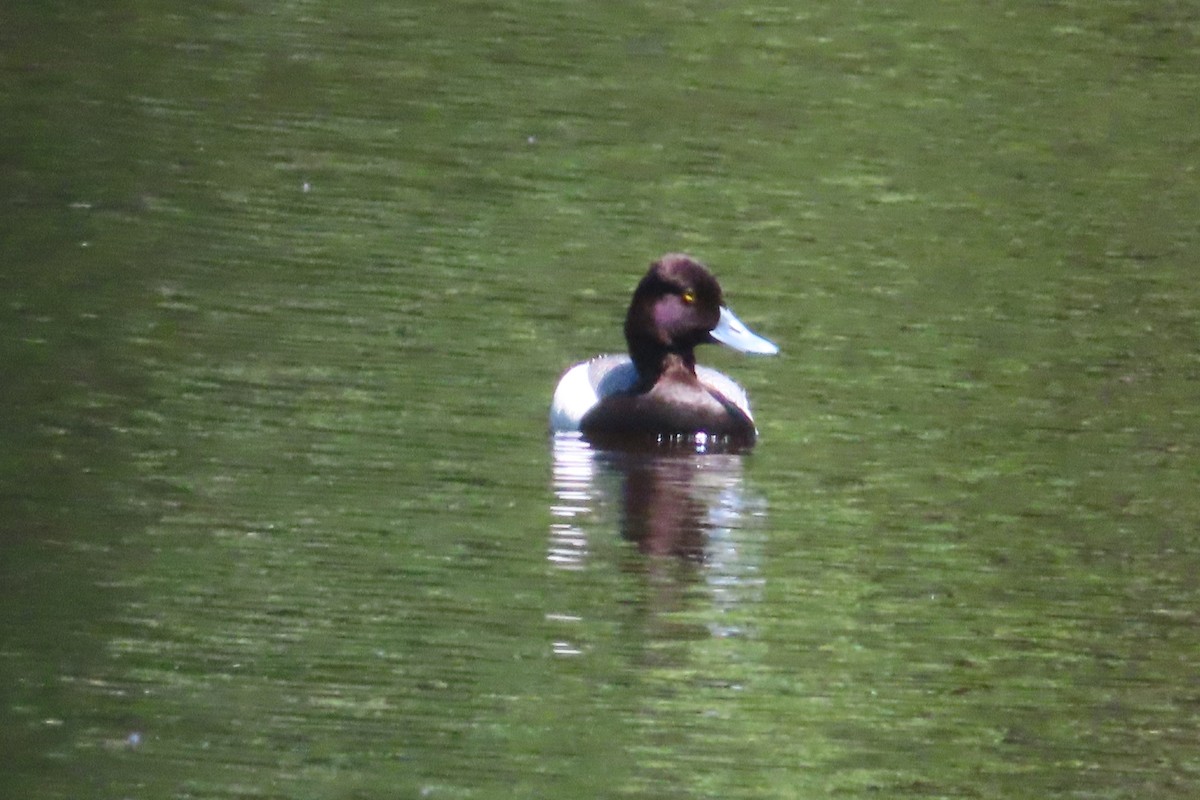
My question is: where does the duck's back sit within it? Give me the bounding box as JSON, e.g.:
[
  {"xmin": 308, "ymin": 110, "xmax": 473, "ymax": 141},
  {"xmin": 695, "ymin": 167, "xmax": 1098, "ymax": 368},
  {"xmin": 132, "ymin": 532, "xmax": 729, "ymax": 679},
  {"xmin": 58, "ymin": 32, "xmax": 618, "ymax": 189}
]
[{"xmin": 549, "ymin": 355, "xmax": 635, "ymax": 433}]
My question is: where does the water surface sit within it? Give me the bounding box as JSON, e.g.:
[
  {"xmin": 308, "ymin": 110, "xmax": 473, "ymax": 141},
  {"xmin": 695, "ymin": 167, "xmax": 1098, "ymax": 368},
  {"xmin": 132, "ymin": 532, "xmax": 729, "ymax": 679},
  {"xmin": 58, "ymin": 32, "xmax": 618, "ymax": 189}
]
[{"xmin": 3, "ymin": 1, "xmax": 1199, "ymax": 797}]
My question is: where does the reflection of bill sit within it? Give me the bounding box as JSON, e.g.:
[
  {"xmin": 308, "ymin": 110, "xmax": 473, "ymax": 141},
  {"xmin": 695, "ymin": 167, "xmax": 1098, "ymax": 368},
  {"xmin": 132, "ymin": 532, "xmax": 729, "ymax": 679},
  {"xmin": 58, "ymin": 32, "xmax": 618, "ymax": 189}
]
[{"xmin": 548, "ymin": 433, "xmax": 766, "ymax": 639}]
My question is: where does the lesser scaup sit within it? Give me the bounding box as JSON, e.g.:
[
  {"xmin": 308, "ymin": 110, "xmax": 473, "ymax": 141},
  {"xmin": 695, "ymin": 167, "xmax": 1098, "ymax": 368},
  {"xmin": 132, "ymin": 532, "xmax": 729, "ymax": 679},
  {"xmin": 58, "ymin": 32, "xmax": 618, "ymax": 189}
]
[{"xmin": 550, "ymin": 254, "xmax": 778, "ymax": 448}]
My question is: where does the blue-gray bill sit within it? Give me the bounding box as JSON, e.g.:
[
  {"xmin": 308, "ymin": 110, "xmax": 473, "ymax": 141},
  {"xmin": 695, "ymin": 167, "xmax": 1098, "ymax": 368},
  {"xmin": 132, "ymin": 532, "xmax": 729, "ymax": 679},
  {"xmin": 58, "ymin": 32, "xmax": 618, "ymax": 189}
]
[{"xmin": 711, "ymin": 306, "xmax": 779, "ymax": 355}]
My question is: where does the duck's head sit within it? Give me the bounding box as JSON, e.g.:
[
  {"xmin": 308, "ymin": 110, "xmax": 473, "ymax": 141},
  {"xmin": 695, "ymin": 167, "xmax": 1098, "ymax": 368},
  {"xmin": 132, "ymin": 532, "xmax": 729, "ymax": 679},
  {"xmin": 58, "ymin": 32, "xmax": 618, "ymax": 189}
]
[{"xmin": 623, "ymin": 254, "xmax": 778, "ymax": 381}]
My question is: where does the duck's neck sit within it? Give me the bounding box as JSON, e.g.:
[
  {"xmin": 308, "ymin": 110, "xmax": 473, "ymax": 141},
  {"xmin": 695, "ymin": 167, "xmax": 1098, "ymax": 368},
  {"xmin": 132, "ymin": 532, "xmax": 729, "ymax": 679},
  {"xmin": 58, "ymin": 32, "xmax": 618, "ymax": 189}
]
[
  {"xmin": 630, "ymin": 346, "xmax": 696, "ymax": 392},
  {"xmin": 624, "ymin": 297, "xmax": 699, "ymax": 391}
]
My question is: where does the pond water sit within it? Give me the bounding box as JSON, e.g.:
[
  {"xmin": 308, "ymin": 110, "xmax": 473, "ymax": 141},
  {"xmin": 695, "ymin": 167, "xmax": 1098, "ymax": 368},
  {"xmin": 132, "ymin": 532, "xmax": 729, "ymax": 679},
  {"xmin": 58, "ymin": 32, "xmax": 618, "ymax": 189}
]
[{"xmin": 3, "ymin": 1, "xmax": 1199, "ymax": 797}]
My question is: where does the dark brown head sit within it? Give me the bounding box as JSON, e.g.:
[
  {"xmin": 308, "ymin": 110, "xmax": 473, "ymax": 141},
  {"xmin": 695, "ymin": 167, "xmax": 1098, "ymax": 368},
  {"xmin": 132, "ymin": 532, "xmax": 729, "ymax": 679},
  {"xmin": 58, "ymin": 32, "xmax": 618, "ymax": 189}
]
[
  {"xmin": 623, "ymin": 254, "xmax": 776, "ymax": 382},
  {"xmin": 623, "ymin": 255, "xmax": 722, "ymax": 376}
]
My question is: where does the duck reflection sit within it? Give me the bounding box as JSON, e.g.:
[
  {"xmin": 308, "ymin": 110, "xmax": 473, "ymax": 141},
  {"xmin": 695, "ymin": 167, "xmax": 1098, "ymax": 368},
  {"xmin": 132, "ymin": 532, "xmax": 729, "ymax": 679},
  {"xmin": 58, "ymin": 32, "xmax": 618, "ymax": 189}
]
[
  {"xmin": 549, "ymin": 434, "xmax": 766, "ymax": 634},
  {"xmin": 617, "ymin": 448, "xmax": 710, "ymax": 559}
]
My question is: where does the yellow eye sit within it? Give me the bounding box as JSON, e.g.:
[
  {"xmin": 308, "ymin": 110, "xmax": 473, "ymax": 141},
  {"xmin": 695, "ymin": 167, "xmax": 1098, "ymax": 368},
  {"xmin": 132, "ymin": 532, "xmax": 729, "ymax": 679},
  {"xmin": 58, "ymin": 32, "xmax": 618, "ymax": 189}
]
[{"xmin": 681, "ymin": 290, "xmax": 696, "ymax": 305}]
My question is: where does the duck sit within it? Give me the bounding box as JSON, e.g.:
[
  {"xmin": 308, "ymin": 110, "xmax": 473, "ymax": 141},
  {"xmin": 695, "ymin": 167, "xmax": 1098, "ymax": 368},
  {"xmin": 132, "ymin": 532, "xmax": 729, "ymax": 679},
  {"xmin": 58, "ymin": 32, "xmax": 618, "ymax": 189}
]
[{"xmin": 550, "ymin": 254, "xmax": 778, "ymax": 448}]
